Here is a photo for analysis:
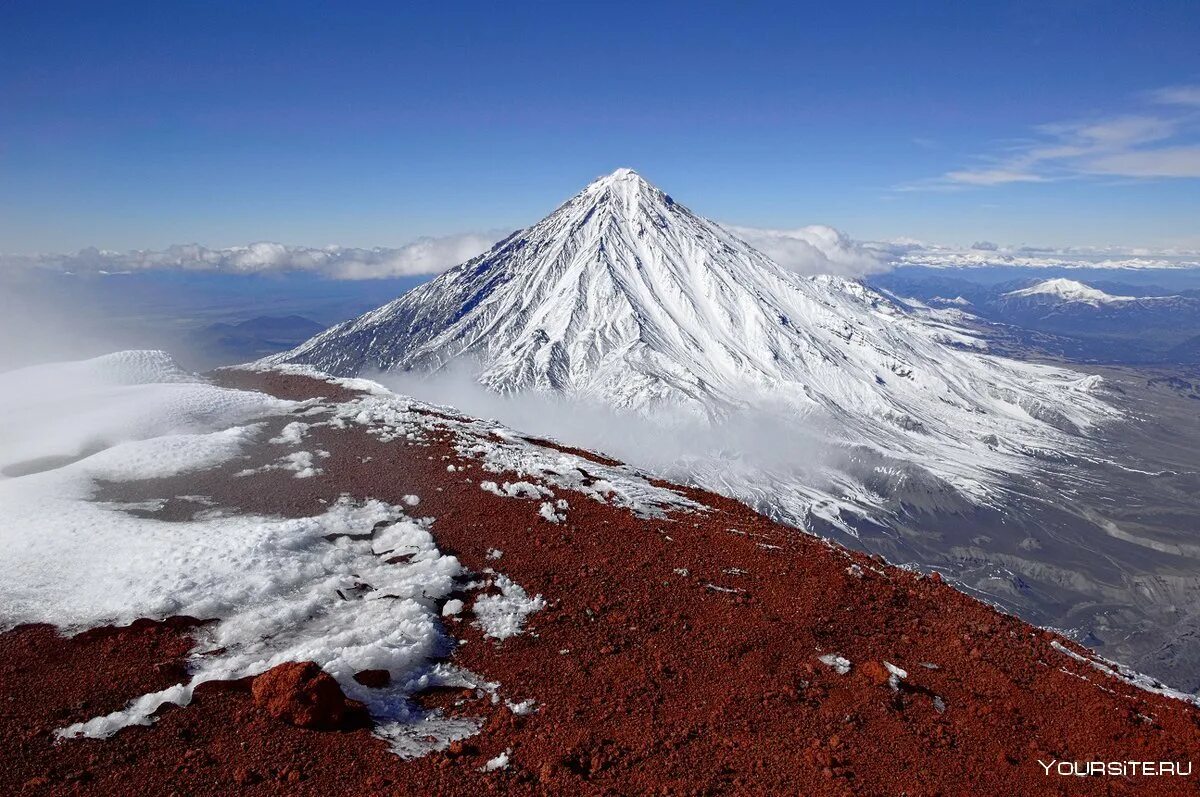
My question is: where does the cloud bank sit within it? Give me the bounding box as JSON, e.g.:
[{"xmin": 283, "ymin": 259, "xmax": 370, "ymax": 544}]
[
  {"xmin": 1, "ymin": 232, "xmax": 506, "ymax": 280},
  {"xmin": 882, "ymin": 241, "xmax": 1200, "ymax": 271},
  {"xmin": 5, "ymin": 222, "xmax": 888, "ymax": 281},
  {"xmin": 726, "ymin": 224, "xmax": 887, "ymax": 277}
]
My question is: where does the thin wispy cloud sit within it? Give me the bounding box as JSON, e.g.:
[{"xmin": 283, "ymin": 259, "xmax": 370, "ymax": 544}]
[
  {"xmin": 914, "ymin": 84, "xmax": 1200, "ymax": 188},
  {"xmin": 1148, "ymin": 84, "xmax": 1200, "ymax": 108}
]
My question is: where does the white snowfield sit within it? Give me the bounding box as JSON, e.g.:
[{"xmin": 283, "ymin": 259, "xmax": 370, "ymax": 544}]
[
  {"xmin": 1002, "ymin": 278, "xmax": 1142, "ymax": 306},
  {"xmin": 0, "ymin": 350, "xmax": 280, "ymax": 474},
  {"xmin": 265, "ymin": 168, "xmax": 1118, "ymax": 529},
  {"xmin": 0, "ymin": 351, "xmax": 699, "ymax": 756}
]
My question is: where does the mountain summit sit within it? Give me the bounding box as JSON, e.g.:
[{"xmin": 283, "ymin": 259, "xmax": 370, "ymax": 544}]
[
  {"xmin": 267, "ymin": 169, "xmax": 1112, "ymax": 520},
  {"xmin": 263, "ymin": 172, "xmax": 1151, "ymax": 663},
  {"xmin": 269, "ymin": 165, "xmax": 859, "ymax": 408}
]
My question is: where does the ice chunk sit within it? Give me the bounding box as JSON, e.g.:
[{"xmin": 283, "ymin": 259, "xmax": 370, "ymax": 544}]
[
  {"xmin": 473, "ymin": 575, "xmax": 545, "ymax": 640},
  {"xmin": 480, "ymin": 749, "xmax": 511, "ymax": 772},
  {"xmin": 818, "ymin": 653, "xmax": 852, "ymax": 675}
]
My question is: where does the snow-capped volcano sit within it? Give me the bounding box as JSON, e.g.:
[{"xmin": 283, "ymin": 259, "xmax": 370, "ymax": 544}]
[
  {"xmin": 1003, "ymin": 278, "xmax": 1137, "ymax": 306},
  {"xmin": 268, "ymin": 168, "xmax": 1113, "ymax": 522}
]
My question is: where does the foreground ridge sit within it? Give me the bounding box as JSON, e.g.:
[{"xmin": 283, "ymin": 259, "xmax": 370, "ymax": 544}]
[{"xmin": 2, "ymin": 364, "xmax": 1197, "ymax": 796}]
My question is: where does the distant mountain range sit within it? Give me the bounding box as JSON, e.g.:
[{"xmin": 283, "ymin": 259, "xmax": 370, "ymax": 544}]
[{"xmin": 872, "ymin": 272, "xmax": 1200, "ymax": 363}]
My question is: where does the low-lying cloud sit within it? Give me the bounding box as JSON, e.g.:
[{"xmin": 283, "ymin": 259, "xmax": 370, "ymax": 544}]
[
  {"xmin": 883, "ymin": 240, "xmax": 1200, "ymax": 271},
  {"xmin": 373, "ymin": 363, "xmax": 840, "ymax": 522},
  {"xmin": 5, "ymin": 222, "xmax": 888, "ymax": 282},
  {"xmin": 726, "ymin": 224, "xmax": 887, "ymax": 277},
  {"xmin": 1, "ymin": 231, "xmax": 507, "ymax": 281}
]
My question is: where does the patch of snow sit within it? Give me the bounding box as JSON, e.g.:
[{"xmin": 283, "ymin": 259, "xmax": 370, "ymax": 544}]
[
  {"xmin": 818, "ymin": 653, "xmax": 852, "ymax": 675},
  {"xmin": 480, "ymin": 749, "xmax": 511, "ymax": 772},
  {"xmin": 506, "ymin": 698, "xmax": 536, "ymax": 715},
  {"xmin": 269, "ymin": 421, "xmax": 309, "ymax": 445},
  {"xmin": 538, "ymin": 501, "xmax": 565, "ymax": 523},
  {"xmin": 473, "ymin": 574, "xmax": 545, "ymax": 640},
  {"xmin": 98, "ymin": 498, "xmax": 168, "ymax": 513},
  {"xmin": 884, "ymin": 661, "xmax": 907, "ymax": 690},
  {"xmin": 1051, "ymin": 641, "xmax": 1200, "ymax": 707},
  {"xmin": 235, "ymin": 449, "xmax": 328, "ymax": 478},
  {"xmin": 442, "ymin": 599, "xmax": 465, "ymax": 617}
]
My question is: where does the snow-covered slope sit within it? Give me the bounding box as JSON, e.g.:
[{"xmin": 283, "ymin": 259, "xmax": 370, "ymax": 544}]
[
  {"xmin": 1003, "ymin": 278, "xmax": 1137, "ymax": 306},
  {"xmin": 267, "ymin": 169, "xmax": 1114, "ymax": 525}
]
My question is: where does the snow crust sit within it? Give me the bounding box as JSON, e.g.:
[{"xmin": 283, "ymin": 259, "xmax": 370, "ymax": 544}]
[
  {"xmin": 473, "ymin": 575, "xmax": 546, "ymax": 640},
  {"xmin": 1051, "ymin": 641, "xmax": 1200, "ymax": 708},
  {"xmin": 818, "ymin": 653, "xmax": 852, "ymax": 675},
  {"xmin": 0, "ymin": 353, "xmax": 485, "ymax": 757},
  {"xmin": 0, "ymin": 350, "xmax": 288, "ymax": 474}
]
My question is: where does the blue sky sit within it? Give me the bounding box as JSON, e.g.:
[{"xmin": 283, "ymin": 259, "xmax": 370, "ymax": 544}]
[{"xmin": 1, "ymin": 0, "xmax": 1198, "ymax": 254}]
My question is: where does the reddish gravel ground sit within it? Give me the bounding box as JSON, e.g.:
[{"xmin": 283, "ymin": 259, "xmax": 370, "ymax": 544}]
[{"xmin": 3, "ymin": 369, "xmax": 1200, "ymax": 796}]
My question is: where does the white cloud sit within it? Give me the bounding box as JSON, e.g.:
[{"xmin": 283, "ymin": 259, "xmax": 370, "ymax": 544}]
[
  {"xmin": 922, "ymin": 86, "xmax": 1200, "ymax": 188},
  {"xmin": 726, "ymin": 223, "xmax": 886, "ymax": 277},
  {"xmin": 4, "ymin": 222, "xmax": 885, "ymax": 282},
  {"xmin": 1085, "ymin": 145, "xmax": 1200, "ymax": 178},
  {"xmin": 1148, "ymin": 84, "xmax": 1200, "ymax": 108},
  {"xmin": 2, "ymin": 231, "xmax": 506, "ymax": 280},
  {"xmin": 884, "ymin": 240, "xmax": 1200, "ymax": 271},
  {"xmin": 943, "ymin": 168, "xmax": 1046, "ymax": 186}
]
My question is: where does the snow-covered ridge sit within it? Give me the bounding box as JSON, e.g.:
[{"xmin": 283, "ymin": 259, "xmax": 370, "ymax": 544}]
[
  {"xmin": 266, "ymin": 168, "xmax": 1118, "ymax": 529},
  {"xmin": 1003, "ymin": 278, "xmax": 1139, "ymax": 305},
  {"xmin": 0, "ymin": 350, "xmax": 286, "ymax": 475},
  {"xmin": 1, "ymin": 352, "xmax": 704, "ymax": 756}
]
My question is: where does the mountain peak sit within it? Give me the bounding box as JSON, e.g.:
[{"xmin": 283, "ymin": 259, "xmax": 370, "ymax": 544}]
[
  {"xmin": 578, "ymin": 167, "xmax": 666, "ymax": 209},
  {"xmin": 1004, "ymin": 278, "xmax": 1134, "ymax": 305},
  {"xmin": 591, "ymin": 167, "xmax": 644, "ymax": 185},
  {"xmin": 266, "ymin": 170, "xmax": 1114, "ymax": 544}
]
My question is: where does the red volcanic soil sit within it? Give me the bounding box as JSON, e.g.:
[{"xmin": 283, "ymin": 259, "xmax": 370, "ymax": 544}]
[{"xmin": 3, "ymin": 369, "xmax": 1200, "ymax": 795}]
